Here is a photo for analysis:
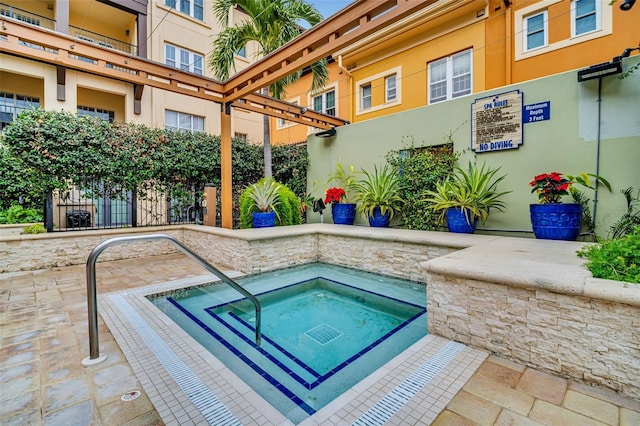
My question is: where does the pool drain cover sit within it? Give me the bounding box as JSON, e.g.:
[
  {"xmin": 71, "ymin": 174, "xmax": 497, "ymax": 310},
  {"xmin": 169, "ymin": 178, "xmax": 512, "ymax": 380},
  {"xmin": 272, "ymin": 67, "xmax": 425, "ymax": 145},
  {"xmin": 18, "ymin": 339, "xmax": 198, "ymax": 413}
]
[{"xmin": 305, "ymin": 323, "xmax": 343, "ymax": 345}]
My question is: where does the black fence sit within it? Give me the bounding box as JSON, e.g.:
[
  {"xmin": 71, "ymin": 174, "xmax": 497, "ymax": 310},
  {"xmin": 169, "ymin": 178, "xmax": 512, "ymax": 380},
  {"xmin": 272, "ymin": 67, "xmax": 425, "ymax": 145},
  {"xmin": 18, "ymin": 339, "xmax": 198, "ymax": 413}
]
[{"xmin": 45, "ymin": 181, "xmax": 215, "ymax": 232}]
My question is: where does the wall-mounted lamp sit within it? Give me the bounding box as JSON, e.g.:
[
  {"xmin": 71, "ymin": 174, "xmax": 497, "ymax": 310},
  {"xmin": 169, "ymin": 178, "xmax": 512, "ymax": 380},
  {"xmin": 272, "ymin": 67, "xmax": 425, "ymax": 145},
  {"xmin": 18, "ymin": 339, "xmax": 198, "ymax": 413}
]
[
  {"xmin": 620, "ymin": 0, "xmax": 636, "ymax": 11},
  {"xmin": 578, "ymin": 45, "xmax": 640, "ymax": 81},
  {"xmin": 577, "ymin": 62, "xmax": 622, "ymax": 82},
  {"xmin": 314, "ymin": 127, "xmax": 336, "ymax": 138},
  {"xmin": 300, "ymin": 107, "xmax": 307, "ymax": 115}
]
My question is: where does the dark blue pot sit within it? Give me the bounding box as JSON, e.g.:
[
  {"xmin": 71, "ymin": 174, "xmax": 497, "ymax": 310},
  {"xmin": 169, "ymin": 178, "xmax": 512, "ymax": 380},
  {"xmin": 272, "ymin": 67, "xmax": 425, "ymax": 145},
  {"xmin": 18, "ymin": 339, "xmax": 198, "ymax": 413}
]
[
  {"xmin": 252, "ymin": 211, "xmax": 276, "ymax": 228},
  {"xmin": 368, "ymin": 207, "xmax": 390, "ymax": 227},
  {"xmin": 446, "ymin": 207, "xmax": 478, "ymax": 233},
  {"xmin": 530, "ymin": 203, "xmax": 582, "ymax": 241},
  {"xmin": 331, "ymin": 203, "xmax": 356, "ymax": 225}
]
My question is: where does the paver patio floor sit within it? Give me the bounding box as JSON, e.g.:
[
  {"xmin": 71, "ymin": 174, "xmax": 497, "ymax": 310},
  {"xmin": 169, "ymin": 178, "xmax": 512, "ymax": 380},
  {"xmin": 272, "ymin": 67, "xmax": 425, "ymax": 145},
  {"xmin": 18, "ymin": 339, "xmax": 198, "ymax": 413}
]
[{"xmin": 1, "ymin": 254, "xmax": 638, "ymax": 425}]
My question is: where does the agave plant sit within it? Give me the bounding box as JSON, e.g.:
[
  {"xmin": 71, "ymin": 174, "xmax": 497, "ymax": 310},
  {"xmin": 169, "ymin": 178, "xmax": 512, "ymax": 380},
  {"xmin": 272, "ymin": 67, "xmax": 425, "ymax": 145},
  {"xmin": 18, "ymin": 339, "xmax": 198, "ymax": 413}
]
[
  {"xmin": 353, "ymin": 164, "xmax": 404, "ymax": 220},
  {"xmin": 248, "ymin": 179, "xmax": 282, "ymax": 213},
  {"xmin": 424, "ymin": 162, "xmax": 510, "ymax": 226}
]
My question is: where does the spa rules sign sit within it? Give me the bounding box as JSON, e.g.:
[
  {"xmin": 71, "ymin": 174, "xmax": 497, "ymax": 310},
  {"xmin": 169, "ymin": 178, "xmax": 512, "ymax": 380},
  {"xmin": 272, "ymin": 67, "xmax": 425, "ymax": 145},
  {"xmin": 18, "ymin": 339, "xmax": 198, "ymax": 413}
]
[{"xmin": 471, "ymin": 90, "xmax": 523, "ymax": 153}]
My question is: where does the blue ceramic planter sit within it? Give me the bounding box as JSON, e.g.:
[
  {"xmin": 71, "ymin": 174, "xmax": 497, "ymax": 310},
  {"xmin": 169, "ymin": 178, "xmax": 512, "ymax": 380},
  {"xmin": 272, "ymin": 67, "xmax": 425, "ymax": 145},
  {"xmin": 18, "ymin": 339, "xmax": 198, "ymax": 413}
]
[
  {"xmin": 252, "ymin": 211, "xmax": 276, "ymax": 228},
  {"xmin": 331, "ymin": 203, "xmax": 356, "ymax": 225},
  {"xmin": 368, "ymin": 207, "xmax": 390, "ymax": 227},
  {"xmin": 530, "ymin": 203, "xmax": 582, "ymax": 241},
  {"xmin": 446, "ymin": 207, "xmax": 478, "ymax": 233}
]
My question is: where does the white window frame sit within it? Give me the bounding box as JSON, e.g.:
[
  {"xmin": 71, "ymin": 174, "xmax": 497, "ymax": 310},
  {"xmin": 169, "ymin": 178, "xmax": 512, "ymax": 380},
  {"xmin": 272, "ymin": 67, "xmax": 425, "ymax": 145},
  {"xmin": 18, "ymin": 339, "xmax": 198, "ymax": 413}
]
[
  {"xmin": 385, "ymin": 74, "xmax": 397, "ymax": 103},
  {"xmin": 355, "ymin": 66, "xmax": 402, "ymax": 115},
  {"xmin": 514, "ymin": 0, "xmax": 611, "ymax": 61},
  {"xmin": 312, "ymin": 90, "xmax": 336, "ymax": 116},
  {"xmin": 523, "ymin": 11, "xmax": 548, "ymax": 52},
  {"xmin": 165, "ymin": 110, "xmax": 204, "ymax": 132},
  {"xmin": 571, "ymin": 0, "xmax": 601, "ymax": 37},
  {"xmin": 360, "ymin": 84, "xmax": 372, "ymax": 111},
  {"xmin": 165, "ymin": 43, "xmax": 203, "ymax": 75},
  {"xmin": 427, "ymin": 49, "xmax": 472, "ymax": 104},
  {"xmin": 166, "ymin": 0, "xmax": 204, "ymax": 21}
]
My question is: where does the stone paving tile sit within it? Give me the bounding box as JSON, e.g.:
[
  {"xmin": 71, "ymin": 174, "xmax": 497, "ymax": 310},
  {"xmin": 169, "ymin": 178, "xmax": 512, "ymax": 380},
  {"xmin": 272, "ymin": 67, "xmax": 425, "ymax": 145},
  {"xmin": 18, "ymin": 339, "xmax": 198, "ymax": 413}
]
[
  {"xmin": 530, "ymin": 399, "xmax": 608, "ymax": 426},
  {"xmin": 476, "ymin": 355, "xmax": 524, "ymax": 387},
  {"xmin": 447, "ymin": 390, "xmax": 502, "ymax": 426},
  {"xmin": 431, "ymin": 409, "xmax": 478, "ymax": 425},
  {"xmin": 494, "ymin": 409, "xmax": 545, "ymax": 426},
  {"xmin": 563, "ymin": 389, "xmax": 619, "ymax": 425},
  {"xmin": 516, "ymin": 368, "xmax": 568, "ymax": 405},
  {"xmin": 463, "ymin": 374, "xmax": 534, "ymax": 416}
]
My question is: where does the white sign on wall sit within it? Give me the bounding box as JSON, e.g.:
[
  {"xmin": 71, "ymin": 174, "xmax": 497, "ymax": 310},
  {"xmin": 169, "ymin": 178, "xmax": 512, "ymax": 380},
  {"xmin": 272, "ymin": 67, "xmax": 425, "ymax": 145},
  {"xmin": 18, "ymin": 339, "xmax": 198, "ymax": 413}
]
[{"xmin": 471, "ymin": 90, "xmax": 523, "ymax": 153}]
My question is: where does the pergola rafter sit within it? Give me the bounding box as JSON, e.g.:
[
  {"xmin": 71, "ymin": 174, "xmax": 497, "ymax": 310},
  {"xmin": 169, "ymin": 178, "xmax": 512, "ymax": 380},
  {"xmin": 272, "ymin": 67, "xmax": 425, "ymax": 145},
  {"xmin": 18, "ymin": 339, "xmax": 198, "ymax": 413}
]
[{"xmin": 1, "ymin": 0, "xmax": 439, "ymax": 228}]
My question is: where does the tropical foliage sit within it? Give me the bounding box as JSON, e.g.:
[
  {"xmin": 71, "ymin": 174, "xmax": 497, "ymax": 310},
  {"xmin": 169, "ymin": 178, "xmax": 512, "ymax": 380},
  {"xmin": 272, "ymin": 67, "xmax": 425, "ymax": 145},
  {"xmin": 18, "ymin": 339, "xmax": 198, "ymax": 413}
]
[
  {"xmin": 238, "ymin": 178, "xmax": 302, "ymax": 228},
  {"xmin": 386, "ymin": 141, "xmax": 458, "ymax": 230},
  {"xmin": 209, "ymin": 0, "xmax": 328, "ymax": 177},
  {"xmin": 610, "ymin": 187, "xmax": 640, "ymax": 239},
  {"xmin": 424, "ymin": 162, "xmax": 510, "ymax": 226},
  {"xmin": 353, "ymin": 164, "xmax": 403, "ymax": 220}
]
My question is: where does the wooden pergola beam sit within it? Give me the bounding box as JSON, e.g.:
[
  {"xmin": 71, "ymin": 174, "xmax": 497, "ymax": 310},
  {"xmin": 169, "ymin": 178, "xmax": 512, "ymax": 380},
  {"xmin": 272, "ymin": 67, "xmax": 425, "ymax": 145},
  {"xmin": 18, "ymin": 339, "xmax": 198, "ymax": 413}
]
[
  {"xmin": 222, "ymin": 0, "xmax": 438, "ymax": 103},
  {"xmin": 0, "ymin": 21, "xmax": 348, "ymax": 129}
]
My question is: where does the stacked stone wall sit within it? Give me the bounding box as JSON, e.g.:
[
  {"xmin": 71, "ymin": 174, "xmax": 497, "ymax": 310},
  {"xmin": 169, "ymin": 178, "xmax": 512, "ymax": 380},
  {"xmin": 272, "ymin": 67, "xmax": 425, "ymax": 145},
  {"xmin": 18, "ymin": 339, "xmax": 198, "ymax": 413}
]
[{"xmin": 427, "ymin": 273, "xmax": 640, "ymax": 400}]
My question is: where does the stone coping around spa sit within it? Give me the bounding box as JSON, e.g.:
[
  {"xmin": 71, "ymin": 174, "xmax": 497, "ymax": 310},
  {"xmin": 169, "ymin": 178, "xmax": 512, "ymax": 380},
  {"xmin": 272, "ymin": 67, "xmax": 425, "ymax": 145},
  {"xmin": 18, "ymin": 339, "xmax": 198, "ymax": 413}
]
[
  {"xmin": 182, "ymin": 223, "xmax": 501, "ymax": 248},
  {"xmin": 421, "ymin": 236, "xmax": 640, "ymax": 307},
  {"xmin": 1, "ymin": 222, "xmax": 499, "ymax": 249}
]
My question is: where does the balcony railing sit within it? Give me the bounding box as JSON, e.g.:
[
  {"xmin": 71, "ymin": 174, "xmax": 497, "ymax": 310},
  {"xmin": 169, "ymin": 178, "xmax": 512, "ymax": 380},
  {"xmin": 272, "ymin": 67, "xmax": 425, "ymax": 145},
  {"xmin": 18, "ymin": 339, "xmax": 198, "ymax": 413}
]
[
  {"xmin": 0, "ymin": 3, "xmax": 137, "ymax": 56},
  {"xmin": 0, "ymin": 3, "xmax": 55, "ymax": 30},
  {"xmin": 71, "ymin": 26, "xmax": 137, "ymax": 56}
]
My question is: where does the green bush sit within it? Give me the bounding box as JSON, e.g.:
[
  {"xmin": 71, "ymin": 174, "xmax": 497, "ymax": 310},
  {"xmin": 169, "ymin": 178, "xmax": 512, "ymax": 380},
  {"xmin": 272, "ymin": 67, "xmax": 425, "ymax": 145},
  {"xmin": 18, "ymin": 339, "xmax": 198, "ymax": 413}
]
[
  {"xmin": 0, "ymin": 205, "xmax": 44, "ymax": 224},
  {"xmin": 577, "ymin": 226, "xmax": 640, "ymax": 284},
  {"xmin": 239, "ymin": 179, "xmax": 301, "ymax": 228},
  {"xmin": 386, "ymin": 140, "xmax": 458, "ymax": 230},
  {"xmin": 22, "ymin": 223, "xmax": 46, "ymax": 234}
]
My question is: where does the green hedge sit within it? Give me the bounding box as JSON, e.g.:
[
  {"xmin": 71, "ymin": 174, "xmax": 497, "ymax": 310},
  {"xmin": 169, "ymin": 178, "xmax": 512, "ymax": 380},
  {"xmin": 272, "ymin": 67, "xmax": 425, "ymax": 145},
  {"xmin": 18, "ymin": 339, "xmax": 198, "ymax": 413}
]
[{"xmin": 0, "ymin": 109, "xmax": 308, "ymax": 227}]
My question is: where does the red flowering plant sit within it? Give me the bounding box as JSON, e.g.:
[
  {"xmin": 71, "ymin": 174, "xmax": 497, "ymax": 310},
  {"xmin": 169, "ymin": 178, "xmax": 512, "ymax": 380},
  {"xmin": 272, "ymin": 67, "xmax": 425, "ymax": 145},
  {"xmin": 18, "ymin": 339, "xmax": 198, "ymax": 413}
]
[
  {"xmin": 530, "ymin": 172, "xmax": 612, "ymax": 204},
  {"xmin": 325, "ymin": 163, "xmax": 358, "ymax": 204},
  {"xmin": 529, "ymin": 172, "xmax": 571, "ymax": 204},
  {"xmin": 324, "ymin": 187, "xmax": 346, "ymax": 205}
]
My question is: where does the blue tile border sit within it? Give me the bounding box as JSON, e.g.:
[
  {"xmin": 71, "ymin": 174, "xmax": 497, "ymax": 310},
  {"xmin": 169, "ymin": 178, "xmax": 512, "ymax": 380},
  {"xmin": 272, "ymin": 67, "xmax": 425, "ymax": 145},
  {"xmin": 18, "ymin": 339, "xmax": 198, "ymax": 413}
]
[{"xmin": 163, "ymin": 276, "xmax": 426, "ymax": 417}]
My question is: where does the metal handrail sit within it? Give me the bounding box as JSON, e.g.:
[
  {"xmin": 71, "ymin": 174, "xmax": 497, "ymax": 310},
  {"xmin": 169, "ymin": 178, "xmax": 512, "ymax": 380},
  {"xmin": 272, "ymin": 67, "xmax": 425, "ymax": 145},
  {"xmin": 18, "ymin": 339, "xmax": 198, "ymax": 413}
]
[{"xmin": 83, "ymin": 233, "xmax": 262, "ymax": 365}]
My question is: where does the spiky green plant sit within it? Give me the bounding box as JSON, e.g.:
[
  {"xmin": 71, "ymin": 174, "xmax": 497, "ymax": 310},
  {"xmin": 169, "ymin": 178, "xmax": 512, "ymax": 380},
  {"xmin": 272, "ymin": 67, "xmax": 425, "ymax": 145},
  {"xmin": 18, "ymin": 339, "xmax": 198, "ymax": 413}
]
[
  {"xmin": 423, "ymin": 162, "xmax": 510, "ymax": 226},
  {"xmin": 353, "ymin": 164, "xmax": 404, "ymax": 220},
  {"xmin": 247, "ymin": 179, "xmax": 282, "ymax": 213}
]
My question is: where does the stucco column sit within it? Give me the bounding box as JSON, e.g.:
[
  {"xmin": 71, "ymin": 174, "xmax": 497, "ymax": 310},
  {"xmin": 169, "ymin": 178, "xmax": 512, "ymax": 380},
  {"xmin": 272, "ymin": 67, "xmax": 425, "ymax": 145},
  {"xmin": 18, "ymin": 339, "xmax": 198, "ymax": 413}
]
[{"xmin": 221, "ymin": 104, "xmax": 233, "ymax": 229}]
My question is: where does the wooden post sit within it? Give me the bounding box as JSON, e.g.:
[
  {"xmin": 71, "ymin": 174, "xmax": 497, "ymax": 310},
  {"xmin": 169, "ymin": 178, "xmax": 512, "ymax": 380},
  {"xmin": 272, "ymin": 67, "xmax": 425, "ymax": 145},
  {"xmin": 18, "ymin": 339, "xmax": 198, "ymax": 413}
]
[
  {"xmin": 203, "ymin": 185, "xmax": 217, "ymax": 226},
  {"xmin": 221, "ymin": 103, "xmax": 233, "ymax": 228}
]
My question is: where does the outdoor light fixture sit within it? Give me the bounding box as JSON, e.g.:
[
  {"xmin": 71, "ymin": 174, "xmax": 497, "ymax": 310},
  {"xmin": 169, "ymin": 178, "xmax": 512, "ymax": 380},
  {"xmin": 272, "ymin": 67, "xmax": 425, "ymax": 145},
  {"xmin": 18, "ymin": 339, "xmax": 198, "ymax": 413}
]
[
  {"xmin": 314, "ymin": 127, "xmax": 336, "ymax": 138},
  {"xmin": 300, "ymin": 107, "xmax": 307, "ymax": 114},
  {"xmin": 620, "ymin": 0, "xmax": 636, "ymax": 11},
  {"xmin": 577, "ymin": 61, "xmax": 623, "ymax": 81}
]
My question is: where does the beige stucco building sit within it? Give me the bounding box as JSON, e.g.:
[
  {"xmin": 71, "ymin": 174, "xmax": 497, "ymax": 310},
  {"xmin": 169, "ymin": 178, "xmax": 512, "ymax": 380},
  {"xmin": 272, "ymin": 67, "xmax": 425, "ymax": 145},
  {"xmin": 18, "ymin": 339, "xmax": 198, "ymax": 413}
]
[{"xmin": 0, "ymin": 0, "xmax": 263, "ymax": 140}]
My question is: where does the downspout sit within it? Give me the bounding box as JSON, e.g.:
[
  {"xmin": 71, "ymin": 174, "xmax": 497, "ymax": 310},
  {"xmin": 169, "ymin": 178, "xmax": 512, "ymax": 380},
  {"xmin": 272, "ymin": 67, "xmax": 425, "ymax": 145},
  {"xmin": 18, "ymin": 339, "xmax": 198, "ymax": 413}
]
[{"xmin": 338, "ymin": 55, "xmax": 354, "ymax": 123}]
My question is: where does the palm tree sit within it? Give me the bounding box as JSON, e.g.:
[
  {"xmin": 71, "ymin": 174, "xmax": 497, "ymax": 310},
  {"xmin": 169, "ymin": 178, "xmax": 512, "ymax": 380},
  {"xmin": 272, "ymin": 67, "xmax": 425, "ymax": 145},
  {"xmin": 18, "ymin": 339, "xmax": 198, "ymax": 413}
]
[{"xmin": 209, "ymin": 0, "xmax": 328, "ymax": 178}]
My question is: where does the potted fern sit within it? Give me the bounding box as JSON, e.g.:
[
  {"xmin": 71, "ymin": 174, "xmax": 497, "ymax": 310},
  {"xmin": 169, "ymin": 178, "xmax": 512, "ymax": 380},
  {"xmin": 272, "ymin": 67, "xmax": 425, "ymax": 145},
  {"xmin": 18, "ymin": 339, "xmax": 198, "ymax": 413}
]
[
  {"xmin": 424, "ymin": 162, "xmax": 510, "ymax": 233},
  {"xmin": 353, "ymin": 164, "xmax": 403, "ymax": 227}
]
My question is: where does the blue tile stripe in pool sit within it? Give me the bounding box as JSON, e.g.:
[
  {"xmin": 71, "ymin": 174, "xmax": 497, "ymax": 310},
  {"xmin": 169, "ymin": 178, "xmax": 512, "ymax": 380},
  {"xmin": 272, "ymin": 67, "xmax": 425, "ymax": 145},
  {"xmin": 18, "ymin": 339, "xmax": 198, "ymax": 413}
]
[
  {"xmin": 352, "ymin": 341, "xmax": 466, "ymax": 426},
  {"xmin": 216, "ymin": 306, "xmax": 425, "ymax": 390},
  {"xmin": 165, "ymin": 277, "xmax": 426, "ymax": 416},
  {"xmin": 109, "ymin": 295, "xmax": 242, "ymax": 426},
  {"xmin": 166, "ymin": 297, "xmax": 317, "ymax": 416}
]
